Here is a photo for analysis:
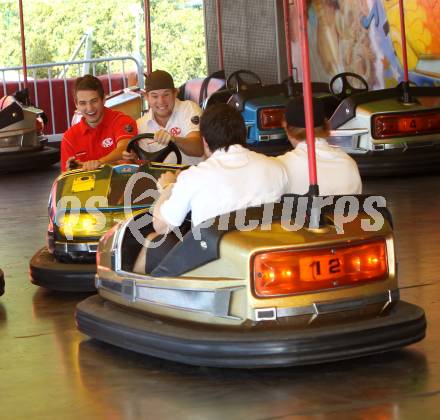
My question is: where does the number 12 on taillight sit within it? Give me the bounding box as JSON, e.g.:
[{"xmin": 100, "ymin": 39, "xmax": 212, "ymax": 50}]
[{"xmin": 301, "ymin": 256, "xmax": 343, "ymax": 282}]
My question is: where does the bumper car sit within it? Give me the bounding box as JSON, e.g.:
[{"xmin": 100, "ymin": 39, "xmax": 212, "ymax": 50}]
[
  {"xmin": 202, "ymin": 70, "xmax": 440, "ymax": 175},
  {"xmin": 76, "ymin": 195, "xmax": 426, "ymax": 368},
  {"xmin": 29, "ymin": 134, "xmax": 184, "ymax": 292},
  {"xmin": 0, "ymin": 91, "xmax": 59, "ymax": 173},
  {"xmin": 181, "ymin": 70, "xmax": 307, "ymax": 156},
  {"xmin": 202, "ymin": 70, "xmax": 293, "ymax": 157},
  {"xmin": 0, "ymin": 269, "xmax": 4, "ymax": 296},
  {"xmin": 326, "ymin": 74, "xmax": 440, "ymax": 176}
]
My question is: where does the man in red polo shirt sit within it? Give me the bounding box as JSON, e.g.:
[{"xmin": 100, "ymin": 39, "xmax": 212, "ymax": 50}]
[{"xmin": 60, "ymin": 74, "xmax": 138, "ymax": 172}]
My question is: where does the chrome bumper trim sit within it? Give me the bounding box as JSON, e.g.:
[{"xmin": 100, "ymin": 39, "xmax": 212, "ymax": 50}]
[
  {"xmin": 258, "ymin": 132, "xmax": 286, "ymax": 142},
  {"xmin": 96, "ymin": 276, "xmax": 399, "ymax": 323},
  {"xmin": 54, "ymin": 241, "xmax": 99, "ymax": 253},
  {"xmin": 254, "ymin": 289, "xmax": 400, "ymax": 321},
  {"xmin": 97, "ymin": 277, "xmax": 243, "ymax": 320}
]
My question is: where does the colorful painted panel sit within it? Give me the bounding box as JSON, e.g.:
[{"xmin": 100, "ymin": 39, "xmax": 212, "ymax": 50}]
[{"xmin": 290, "ymin": 0, "xmax": 440, "ymax": 88}]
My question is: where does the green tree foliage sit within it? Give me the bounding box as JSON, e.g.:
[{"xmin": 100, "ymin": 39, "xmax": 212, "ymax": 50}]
[
  {"xmin": 149, "ymin": 0, "xmax": 206, "ymax": 85},
  {"xmin": 0, "ymin": 0, "xmax": 206, "ymax": 85}
]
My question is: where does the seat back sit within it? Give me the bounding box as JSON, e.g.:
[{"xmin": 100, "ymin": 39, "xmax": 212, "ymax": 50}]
[
  {"xmin": 203, "ymin": 88, "xmax": 232, "ymax": 109},
  {"xmin": 179, "ymin": 76, "xmax": 226, "ymax": 106}
]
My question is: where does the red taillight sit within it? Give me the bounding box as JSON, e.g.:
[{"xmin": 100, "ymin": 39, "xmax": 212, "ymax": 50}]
[
  {"xmin": 253, "ymin": 240, "xmax": 388, "ymax": 297},
  {"xmin": 259, "ymin": 107, "xmax": 285, "ymax": 130},
  {"xmin": 372, "ymin": 110, "xmax": 440, "ymax": 139}
]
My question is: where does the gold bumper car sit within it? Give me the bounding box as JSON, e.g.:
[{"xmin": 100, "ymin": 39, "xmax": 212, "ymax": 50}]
[
  {"xmin": 76, "ymin": 196, "xmax": 425, "ymax": 367},
  {"xmin": 30, "ymin": 134, "xmax": 183, "ymax": 291}
]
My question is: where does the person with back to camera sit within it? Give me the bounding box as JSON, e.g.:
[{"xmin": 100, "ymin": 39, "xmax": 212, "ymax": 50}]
[
  {"xmin": 123, "ymin": 69, "xmax": 204, "ymax": 165},
  {"xmin": 60, "ymin": 74, "xmax": 138, "ymax": 172},
  {"xmin": 133, "ymin": 103, "xmax": 288, "ymax": 274},
  {"xmin": 277, "ymin": 96, "xmax": 362, "ymax": 195}
]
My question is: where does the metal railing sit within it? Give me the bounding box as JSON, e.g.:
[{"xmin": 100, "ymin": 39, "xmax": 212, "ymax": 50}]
[{"xmin": 0, "ymin": 56, "xmax": 143, "ymax": 136}]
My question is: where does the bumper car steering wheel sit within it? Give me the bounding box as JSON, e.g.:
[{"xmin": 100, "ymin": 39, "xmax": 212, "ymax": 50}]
[
  {"xmin": 329, "ymin": 72, "xmax": 369, "ymax": 99},
  {"xmin": 126, "ymin": 133, "xmax": 182, "ymax": 164},
  {"xmin": 226, "ymin": 70, "xmax": 262, "ymax": 93}
]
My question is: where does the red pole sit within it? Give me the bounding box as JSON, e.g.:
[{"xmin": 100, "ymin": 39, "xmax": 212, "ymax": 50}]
[
  {"xmin": 398, "ymin": 0, "xmax": 412, "ymax": 102},
  {"xmin": 283, "ymin": 0, "xmax": 293, "ymax": 78},
  {"xmin": 398, "ymin": 0, "xmax": 409, "ymax": 83},
  {"xmin": 144, "ymin": 0, "xmax": 152, "ymax": 75},
  {"xmin": 297, "ymin": 0, "xmax": 318, "ymax": 189},
  {"xmin": 215, "ymin": 0, "xmax": 224, "ymax": 71},
  {"xmin": 18, "ymin": 0, "xmax": 28, "ymax": 89}
]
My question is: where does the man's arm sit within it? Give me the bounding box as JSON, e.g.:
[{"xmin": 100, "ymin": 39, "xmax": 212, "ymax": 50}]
[
  {"xmin": 155, "ymin": 101, "xmax": 204, "ymax": 157},
  {"xmin": 152, "ymin": 185, "xmax": 175, "ymax": 234},
  {"xmin": 79, "ymin": 138, "xmax": 131, "ymax": 171},
  {"xmin": 173, "ymin": 130, "xmax": 203, "ymax": 157},
  {"xmin": 99, "ymin": 115, "xmax": 138, "ymax": 164},
  {"xmin": 81, "ymin": 114, "xmax": 138, "ymax": 171},
  {"xmin": 152, "ymin": 170, "xmax": 191, "ymax": 234},
  {"xmin": 97, "ymin": 137, "xmax": 131, "ymax": 164},
  {"xmin": 154, "ymin": 129, "xmax": 203, "ymax": 157}
]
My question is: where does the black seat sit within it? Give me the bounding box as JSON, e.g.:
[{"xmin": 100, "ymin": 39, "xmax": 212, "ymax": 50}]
[{"xmin": 203, "ymin": 88, "xmax": 232, "ymax": 108}]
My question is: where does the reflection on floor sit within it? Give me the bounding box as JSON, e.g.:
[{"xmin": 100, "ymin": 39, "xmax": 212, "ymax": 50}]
[{"xmin": 0, "ymin": 165, "xmax": 439, "ymax": 419}]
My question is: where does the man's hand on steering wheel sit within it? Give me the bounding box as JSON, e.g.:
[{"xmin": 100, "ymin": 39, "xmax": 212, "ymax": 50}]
[
  {"xmin": 126, "ymin": 133, "xmax": 182, "ymax": 164},
  {"xmin": 81, "ymin": 160, "xmax": 102, "ymax": 171},
  {"xmin": 122, "ymin": 150, "xmax": 137, "ymax": 161},
  {"xmin": 123, "ymin": 131, "xmax": 175, "ymax": 160},
  {"xmin": 155, "ymin": 129, "xmax": 175, "ymax": 146},
  {"xmin": 66, "ymin": 156, "xmax": 80, "ymax": 170}
]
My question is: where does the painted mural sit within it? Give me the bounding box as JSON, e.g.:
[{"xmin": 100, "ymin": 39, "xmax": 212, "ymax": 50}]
[{"xmin": 290, "ymin": 0, "xmax": 440, "ymax": 89}]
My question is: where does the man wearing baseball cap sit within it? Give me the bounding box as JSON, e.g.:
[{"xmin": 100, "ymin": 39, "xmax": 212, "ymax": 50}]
[
  {"xmin": 127, "ymin": 69, "xmax": 204, "ymax": 164},
  {"xmin": 277, "ymin": 96, "xmax": 362, "ymax": 195}
]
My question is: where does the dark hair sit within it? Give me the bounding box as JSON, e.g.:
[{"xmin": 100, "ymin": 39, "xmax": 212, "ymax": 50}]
[
  {"xmin": 200, "ymin": 103, "xmax": 246, "ymax": 152},
  {"xmin": 73, "ymin": 74, "xmax": 105, "ymax": 100}
]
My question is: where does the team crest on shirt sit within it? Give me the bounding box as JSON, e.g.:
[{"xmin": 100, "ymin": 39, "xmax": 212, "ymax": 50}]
[
  {"xmin": 124, "ymin": 124, "xmax": 134, "ymax": 133},
  {"xmin": 170, "ymin": 127, "xmax": 181, "ymax": 137},
  {"xmin": 191, "ymin": 115, "xmax": 200, "ymax": 125},
  {"xmin": 101, "ymin": 137, "xmax": 114, "ymax": 148}
]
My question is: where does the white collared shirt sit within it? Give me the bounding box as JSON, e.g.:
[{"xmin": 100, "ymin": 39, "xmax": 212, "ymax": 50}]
[
  {"xmin": 160, "ymin": 144, "xmax": 288, "ymax": 227},
  {"xmin": 277, "ymin": 138, "xmax": 362, "ymax": 195},
  {"xmin": 136, "ymin": 98, "xmax": 202, "ymax": 165}
]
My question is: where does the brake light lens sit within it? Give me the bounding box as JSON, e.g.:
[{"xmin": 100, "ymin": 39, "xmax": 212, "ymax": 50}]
[
  {"xmin": 253, "ymin": 240, "xmax": 388, "ymax": 297},
  {"xmin": 259, "ymin": 107, "xmax": 285, "ymax": 130},
  {"xmin": 372, "ymin": 109, "xmax": 440, "ymax": 139}
]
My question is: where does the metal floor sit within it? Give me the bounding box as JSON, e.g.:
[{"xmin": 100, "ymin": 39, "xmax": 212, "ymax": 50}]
[{"xmin": 1, "ymin": 165, "xmax": 440, "ymax": 420}]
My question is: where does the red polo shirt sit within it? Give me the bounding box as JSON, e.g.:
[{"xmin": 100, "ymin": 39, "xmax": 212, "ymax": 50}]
[{"xmin": 60, "ymin": 107, "xmax": 138, "ymax": 171}]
